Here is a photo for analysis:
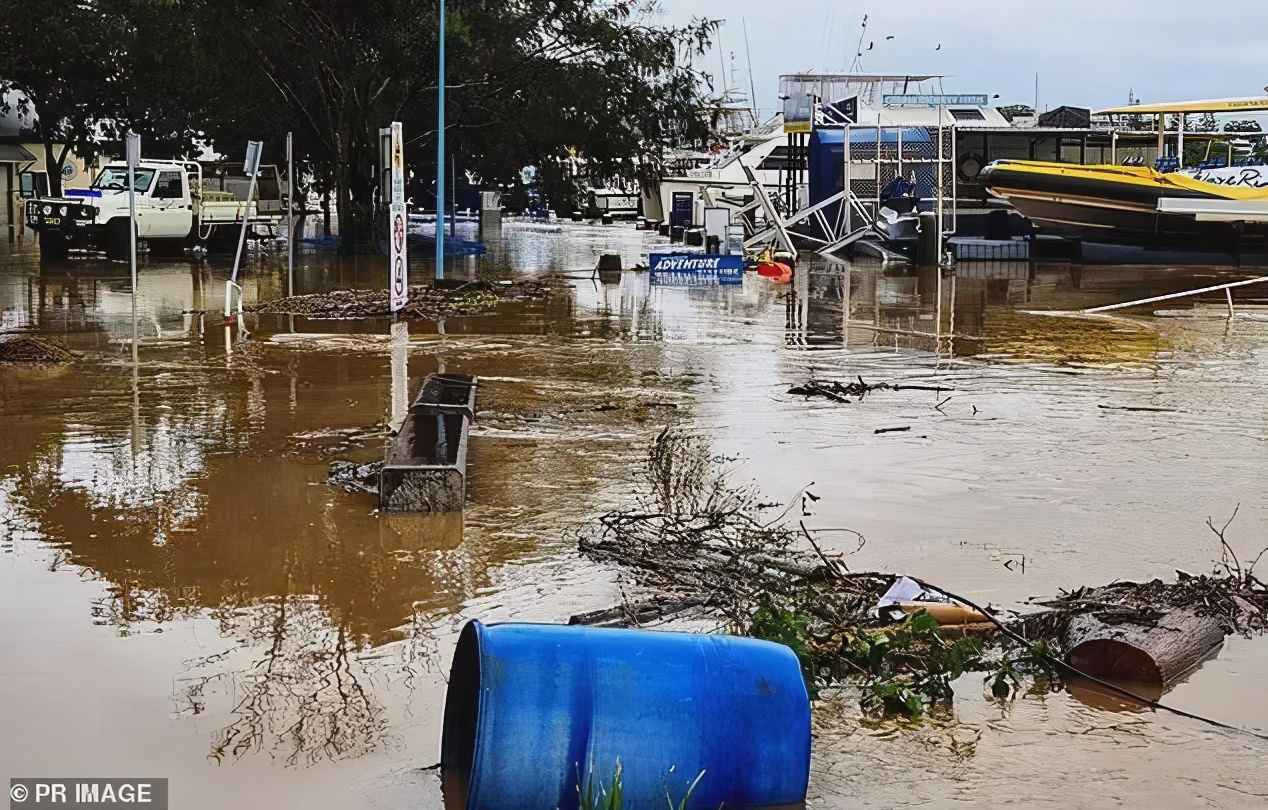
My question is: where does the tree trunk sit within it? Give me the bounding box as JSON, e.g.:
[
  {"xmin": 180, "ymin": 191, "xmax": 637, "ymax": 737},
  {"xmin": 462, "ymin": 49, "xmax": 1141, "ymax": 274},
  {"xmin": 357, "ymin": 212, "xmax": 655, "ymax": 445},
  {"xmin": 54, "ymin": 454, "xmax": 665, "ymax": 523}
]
[
  {"xmin": 43, "ymin": 142, "xmax": 68, "ymax": 197},
  {"xmin": 340, "ymin": 140, "xmax": 380, "ymax": 254},
  {"xmin": 1063, "ymin": 610, "xmax": 1226, "ymax": 699}
]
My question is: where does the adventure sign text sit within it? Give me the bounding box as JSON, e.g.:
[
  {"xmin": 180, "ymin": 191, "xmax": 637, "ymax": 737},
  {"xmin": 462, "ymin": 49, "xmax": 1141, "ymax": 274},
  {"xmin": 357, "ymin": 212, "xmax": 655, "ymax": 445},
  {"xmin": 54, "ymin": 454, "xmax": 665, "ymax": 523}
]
[{"xmin": 648, "ymin": 253, "xmax": 744, "ymax": 286}]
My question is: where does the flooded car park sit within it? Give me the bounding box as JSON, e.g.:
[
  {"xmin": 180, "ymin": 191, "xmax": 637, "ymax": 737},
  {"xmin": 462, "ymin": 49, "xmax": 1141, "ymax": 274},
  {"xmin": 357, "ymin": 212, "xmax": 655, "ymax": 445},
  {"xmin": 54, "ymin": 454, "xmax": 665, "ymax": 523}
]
[{"xmin": 3, "ymin": 222, "xmax": 1268, "ymax": 807}]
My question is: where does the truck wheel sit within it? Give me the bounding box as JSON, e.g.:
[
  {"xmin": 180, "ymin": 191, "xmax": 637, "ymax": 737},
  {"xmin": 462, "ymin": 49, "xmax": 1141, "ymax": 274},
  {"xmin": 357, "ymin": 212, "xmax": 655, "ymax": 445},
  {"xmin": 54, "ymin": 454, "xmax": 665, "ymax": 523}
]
[
  {"xmin": 38, "ymin": 230, "xmax": 68, "ymax": 260},
  {"xmin": 105, "ymin": 219, "xmax": 132, "ymax": 261}
]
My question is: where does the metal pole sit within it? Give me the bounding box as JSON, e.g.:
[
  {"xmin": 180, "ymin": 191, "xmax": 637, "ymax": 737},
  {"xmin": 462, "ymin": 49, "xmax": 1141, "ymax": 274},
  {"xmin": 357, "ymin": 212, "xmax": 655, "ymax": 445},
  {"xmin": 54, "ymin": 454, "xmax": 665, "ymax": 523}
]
[
  {"xmin": 1080, "ymin": 274, "xmax": 1268, "ymax": 313},
  {"xmin": 436, "ymin": 0, "xmax": 446, "ymax": 280},
  {"xmin": 1177, "ymin": 114, "xmax": 1185, "ymax": 168},
  {"xmin": 844, "ymin": 123, "xmax": 851, "ymax": 233},
  {"xmin": 286, "ymin": 131, "xmax": 294, "ymax": 297},
  {"xmin": 1111, "ymin": 130, "xmax": 1118, "ymax": 164},
  {"xmin": 129, "ymin": 158, "xmax": 137, "ymax": 368},
  {"xmin": 225, "ymin": 170, "xmax": 258, "ymax": 318},
  {"xmin": 897, "ymin": 126, "xmax": 903, "ymax": 178},
  {"xmin": 935, "ymin": 104, "xmax": 945, "ymax": 348}
]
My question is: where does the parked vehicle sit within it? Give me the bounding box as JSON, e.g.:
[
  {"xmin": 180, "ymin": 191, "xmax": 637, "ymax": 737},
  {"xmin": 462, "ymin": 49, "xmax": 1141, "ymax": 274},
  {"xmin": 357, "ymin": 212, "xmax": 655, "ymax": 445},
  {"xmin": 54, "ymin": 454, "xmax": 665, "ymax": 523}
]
[{"xmin": 25, "ymin": 159, "xmax": 286, "ymax": 260}]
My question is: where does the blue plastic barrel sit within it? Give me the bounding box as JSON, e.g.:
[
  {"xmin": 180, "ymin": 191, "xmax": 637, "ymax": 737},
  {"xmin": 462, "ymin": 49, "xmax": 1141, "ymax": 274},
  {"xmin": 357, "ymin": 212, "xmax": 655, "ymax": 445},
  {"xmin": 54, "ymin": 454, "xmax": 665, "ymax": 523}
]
[{"xmin": 441, "ymin": 620, "xmax": 811, "ymax": 810}]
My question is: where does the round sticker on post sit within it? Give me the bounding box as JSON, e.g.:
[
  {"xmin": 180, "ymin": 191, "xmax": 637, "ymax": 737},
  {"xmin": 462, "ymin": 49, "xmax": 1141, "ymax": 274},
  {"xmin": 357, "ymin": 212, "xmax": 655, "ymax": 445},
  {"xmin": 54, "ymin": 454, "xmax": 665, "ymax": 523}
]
[{"xmin": 389, "ymin": 206, "xmax": 409, "ymax": 312}]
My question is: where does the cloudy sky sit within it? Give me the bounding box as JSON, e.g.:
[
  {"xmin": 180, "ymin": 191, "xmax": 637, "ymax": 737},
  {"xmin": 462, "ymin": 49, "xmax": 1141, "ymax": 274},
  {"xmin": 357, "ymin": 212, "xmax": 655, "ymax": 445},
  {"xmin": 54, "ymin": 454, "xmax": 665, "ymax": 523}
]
[{"xmin": 659, "ymin": 1, "xmax": 1268, "ymax": 118}]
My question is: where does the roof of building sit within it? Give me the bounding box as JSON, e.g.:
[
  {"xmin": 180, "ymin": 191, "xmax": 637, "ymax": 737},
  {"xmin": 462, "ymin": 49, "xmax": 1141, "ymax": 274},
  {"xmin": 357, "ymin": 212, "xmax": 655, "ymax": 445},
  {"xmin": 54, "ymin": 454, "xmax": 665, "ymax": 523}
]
[
  {"xmin": 0, "ymin": 143, "xmax": 37, "ymax": 163},
  {"xmin": 1038, "ymin": 106, "xmax": 1092, "ymax": 128},
  {"xmin": 1096, "ymin": 97, "xmax": 1268, "ymax": 115}
]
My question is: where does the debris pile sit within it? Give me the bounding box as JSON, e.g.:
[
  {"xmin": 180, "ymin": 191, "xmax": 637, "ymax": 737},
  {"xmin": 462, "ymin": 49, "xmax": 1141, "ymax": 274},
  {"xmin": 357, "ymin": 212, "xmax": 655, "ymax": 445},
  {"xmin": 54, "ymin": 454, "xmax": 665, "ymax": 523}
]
[
  {"xmin": 0, "ymin": 335, "xmax": 76, "ymax": 364},
  {"xmin": 250, "ymin": 279, "xmax": 560, "ymax": 320},
  {"xmin": 579, "ymin": 429, "xmax": 1268, "ymax": 722},
  {"xmin": 1026, "ymin": 570, "xmax": 1267, "ymax": 639},
  {"xmin": 788, "ymin": 376, "xmax": 949, "ymax": 403},
  {"xmin": 328, "ymin": 460, "xmax": 382, "ymax": 495},
  {"xmin": 579, "ymin": 429, "xmax": 995, "ymax": 718}
]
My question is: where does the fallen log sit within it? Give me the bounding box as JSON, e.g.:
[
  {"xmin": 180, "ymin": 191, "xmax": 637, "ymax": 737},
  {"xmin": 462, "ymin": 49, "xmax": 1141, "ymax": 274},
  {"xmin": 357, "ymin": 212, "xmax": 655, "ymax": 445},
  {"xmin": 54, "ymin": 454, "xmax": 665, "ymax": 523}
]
[{"xmin": 1063, "ymin": 609, "xmax": 1226, "ymax": 698}]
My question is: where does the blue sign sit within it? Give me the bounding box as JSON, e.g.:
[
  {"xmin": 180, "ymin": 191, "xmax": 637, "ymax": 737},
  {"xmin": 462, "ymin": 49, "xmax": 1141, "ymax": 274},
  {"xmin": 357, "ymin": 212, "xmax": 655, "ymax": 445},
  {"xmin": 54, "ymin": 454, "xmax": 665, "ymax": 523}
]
[
  {"xmin": 883, "ymin": 94, "xmax": 990, "ymax": 107},
  {"xmin": 649, "ymin": 253, "xmax": 745, "ymax": 286}
]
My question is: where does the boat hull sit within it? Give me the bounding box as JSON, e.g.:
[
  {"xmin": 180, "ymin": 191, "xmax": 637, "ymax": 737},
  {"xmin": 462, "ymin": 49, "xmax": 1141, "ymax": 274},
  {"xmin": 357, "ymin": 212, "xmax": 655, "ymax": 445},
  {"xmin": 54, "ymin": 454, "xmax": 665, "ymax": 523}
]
[{"xmin": 980, "ymin": 161, "xmax": 1268, "ymax": 251}]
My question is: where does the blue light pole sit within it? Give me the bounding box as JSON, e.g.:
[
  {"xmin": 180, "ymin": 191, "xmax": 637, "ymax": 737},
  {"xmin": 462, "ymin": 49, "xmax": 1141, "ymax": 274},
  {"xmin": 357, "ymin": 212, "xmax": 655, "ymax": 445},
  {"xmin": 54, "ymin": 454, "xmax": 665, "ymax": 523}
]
[{"xmin": 435, "ymin": 0, "xmax": 445, "ymax": 280}]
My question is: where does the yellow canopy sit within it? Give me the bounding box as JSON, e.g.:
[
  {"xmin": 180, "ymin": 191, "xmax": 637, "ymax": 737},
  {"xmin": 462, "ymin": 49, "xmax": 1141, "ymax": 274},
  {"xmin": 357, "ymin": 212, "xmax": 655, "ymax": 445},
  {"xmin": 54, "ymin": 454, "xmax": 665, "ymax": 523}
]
[{"xmin": 1095, "ymin": 97, "xmax": 1268, "ymax": 115}]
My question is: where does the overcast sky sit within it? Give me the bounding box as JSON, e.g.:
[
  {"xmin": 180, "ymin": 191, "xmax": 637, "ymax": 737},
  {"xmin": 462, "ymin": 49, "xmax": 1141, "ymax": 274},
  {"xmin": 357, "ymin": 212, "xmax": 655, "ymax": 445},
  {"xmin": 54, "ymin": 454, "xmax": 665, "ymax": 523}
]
[{"xmin": 658, "ymin": 1, "xmax": 1268, "ymax": 118}]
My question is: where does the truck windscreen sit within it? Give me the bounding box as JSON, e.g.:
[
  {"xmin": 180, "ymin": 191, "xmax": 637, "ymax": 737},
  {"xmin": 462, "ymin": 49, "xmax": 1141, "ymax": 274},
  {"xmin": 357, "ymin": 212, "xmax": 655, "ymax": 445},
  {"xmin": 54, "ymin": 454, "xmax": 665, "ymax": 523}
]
[{"xmin": 94, "ymin": 167, "xmax": 155, "ymax": 192}]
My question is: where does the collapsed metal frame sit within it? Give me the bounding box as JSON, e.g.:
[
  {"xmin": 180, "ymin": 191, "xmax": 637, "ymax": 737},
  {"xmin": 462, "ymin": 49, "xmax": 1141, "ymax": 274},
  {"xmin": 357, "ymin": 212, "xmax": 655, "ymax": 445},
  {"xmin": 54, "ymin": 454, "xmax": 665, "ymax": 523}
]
[{"xmin": 745, "ymin": 120, "xmax": 958, "ymax": 256}]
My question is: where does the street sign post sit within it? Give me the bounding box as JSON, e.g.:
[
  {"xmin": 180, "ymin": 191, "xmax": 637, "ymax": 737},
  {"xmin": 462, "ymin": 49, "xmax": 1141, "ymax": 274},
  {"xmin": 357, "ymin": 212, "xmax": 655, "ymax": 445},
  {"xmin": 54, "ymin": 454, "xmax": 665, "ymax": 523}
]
[
  {"xmin": 386, "ymin": 121, "xmax": 408, "ymax": 313},
  {"xmin": 125, "ymin": 131, "xmax": 140, "ymax": 364},
  {"xmin": 226, "ymin": 139, "xmax": 264, "ymax": 319}
]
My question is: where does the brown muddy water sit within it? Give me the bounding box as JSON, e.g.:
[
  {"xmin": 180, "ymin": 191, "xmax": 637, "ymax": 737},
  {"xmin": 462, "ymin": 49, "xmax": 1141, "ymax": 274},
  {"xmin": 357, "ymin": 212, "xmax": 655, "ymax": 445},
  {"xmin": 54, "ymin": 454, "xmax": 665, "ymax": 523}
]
[{"xmin": 2, "ymin": 222, "xmax": 1267, "ymax": 808}]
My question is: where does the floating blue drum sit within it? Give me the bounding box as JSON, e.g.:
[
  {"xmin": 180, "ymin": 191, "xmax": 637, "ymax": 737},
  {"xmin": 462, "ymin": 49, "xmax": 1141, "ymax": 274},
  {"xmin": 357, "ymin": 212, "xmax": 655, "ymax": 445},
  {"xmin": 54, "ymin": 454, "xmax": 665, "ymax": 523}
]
[{"xmin": 441, "ymin": 620, "xmax": 811, "ymax": 809}]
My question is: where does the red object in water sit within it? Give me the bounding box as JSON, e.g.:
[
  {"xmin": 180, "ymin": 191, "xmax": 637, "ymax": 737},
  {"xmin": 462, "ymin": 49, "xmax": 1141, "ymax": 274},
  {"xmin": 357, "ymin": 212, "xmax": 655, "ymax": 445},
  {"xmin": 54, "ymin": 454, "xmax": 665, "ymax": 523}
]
[{"xmin": 757, "ymin": 261, "xmax": 793, "ymax": 283}]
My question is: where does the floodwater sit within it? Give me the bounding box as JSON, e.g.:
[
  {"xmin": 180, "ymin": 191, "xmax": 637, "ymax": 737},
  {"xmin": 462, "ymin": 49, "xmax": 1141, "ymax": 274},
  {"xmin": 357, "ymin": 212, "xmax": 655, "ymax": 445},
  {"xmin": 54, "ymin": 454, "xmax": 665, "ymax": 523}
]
[{"xmin": 2, "ymin": 221, "xmax": 1267, "ymax": 808}]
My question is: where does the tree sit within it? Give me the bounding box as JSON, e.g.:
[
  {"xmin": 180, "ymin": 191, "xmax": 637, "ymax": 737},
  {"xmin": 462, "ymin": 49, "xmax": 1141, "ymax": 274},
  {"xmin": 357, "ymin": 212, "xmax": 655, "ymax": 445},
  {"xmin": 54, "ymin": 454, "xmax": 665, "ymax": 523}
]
[
  {"xmin": 0, "ymin": 2, "xmax": 124, "ymax": 195},
  {"xmin": 3, "ymin": 0, "xmax": 717, "ymax": 249},
  {"xmin": 190, "ymin": 0, "xmax": 715, "ymax": 249},
  {"xmin": 0, "ymin": 1, "xmax": 215, "ymax": 193},
  {"xmin": 996, "ymin": 104, "xmax": 1034, "ymax": 123},
  {"xmin": 440, "ymin": 1, "xmax": 717, "ymax": 212}
]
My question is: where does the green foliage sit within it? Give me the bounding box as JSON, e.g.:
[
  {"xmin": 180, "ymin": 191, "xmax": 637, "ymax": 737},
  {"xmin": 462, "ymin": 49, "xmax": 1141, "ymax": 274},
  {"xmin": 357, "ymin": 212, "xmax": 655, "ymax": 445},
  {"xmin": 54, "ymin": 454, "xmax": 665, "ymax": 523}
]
[
  {"xmin": 747, "ymin": 605, "xmax": 814, "ymax": 682},
  {"xmin": 669, "ymin": 768, "xmax": 706, "ymax": 810},
  {"xmin": 745, "ymin": 603, "xmax": 986, "ymax": 720},
  {"xmin": 996, "ymin": 104, "xmax": 1034, "ymax": 122},
  {"xmin": 578, "ymin": 759, "xmax": 706, "ymax": 810},
  {"xmin": 836, "ymin": 611, "xmax": 984, "ymax": 720},
  {"xmin": 579, "ymin": 759, "xmax": 624, "ymax": 810},
  {"xmin": 2, "ymin": 0, "xmax": 718, "ymax": 245},
  {"xmin": 984, "ymin": 639, "xmax": 1060, "ymax": 702}
]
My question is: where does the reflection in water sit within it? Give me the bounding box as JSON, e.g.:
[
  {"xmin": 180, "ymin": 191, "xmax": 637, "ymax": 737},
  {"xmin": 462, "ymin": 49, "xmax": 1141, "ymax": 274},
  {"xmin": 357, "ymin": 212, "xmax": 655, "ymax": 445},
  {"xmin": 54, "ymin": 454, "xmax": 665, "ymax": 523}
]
[{"xmin": 778, "ymin": 258, "xmax": 1262, "ymax": 365}]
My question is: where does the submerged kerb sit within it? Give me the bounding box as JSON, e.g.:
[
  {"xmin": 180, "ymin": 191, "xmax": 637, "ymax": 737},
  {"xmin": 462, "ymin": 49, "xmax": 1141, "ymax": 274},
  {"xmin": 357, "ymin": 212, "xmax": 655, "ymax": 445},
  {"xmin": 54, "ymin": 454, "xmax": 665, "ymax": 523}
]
[{"xmin": 440, "ymin": 621, "xmax": 483, "ymax": 802}]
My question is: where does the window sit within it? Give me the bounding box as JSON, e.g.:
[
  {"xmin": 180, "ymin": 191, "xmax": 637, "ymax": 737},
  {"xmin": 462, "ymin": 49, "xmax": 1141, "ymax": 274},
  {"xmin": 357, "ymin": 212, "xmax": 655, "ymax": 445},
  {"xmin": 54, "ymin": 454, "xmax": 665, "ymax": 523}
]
[
  {"xmin": 93, "ymin": 166, "xmax": 155, "ymax": 193},
  {"xmin": 758, "ymin": 146, "xmax": 792, "ymax": 171},
  {"xmin": 19, "ymin": 171, "xmax": 48, "ymax": 198},
  {"xmin": 153, "ymin": 171, "xmax": 183, "ymax": 199},
  {"xmin": 949, "ymin": 109, "xmax": 986, "ymax": 122}
]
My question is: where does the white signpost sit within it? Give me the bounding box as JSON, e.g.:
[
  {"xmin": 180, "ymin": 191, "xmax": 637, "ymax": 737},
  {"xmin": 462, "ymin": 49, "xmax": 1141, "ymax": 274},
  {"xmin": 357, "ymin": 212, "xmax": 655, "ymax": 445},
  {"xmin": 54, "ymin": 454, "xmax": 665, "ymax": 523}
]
[
  {"xmin": 225, "ymin": 140, "xmax": 263, "ymax": 320},
  {"xmin": 386, "ymin": 121, "xmax": 409, "ymax": 313},
  {"xmin": 126, "ymin": 131, "xmax": 140, "ymax": 365}
]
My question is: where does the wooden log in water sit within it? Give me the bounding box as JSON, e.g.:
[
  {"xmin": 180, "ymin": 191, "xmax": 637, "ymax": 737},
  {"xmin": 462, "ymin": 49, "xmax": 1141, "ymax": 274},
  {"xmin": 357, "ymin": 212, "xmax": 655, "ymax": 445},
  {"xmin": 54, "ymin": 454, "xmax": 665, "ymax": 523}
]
[{"xmin": 1063, "ymin": 609, "xmax": 1226, "ymax": 695}]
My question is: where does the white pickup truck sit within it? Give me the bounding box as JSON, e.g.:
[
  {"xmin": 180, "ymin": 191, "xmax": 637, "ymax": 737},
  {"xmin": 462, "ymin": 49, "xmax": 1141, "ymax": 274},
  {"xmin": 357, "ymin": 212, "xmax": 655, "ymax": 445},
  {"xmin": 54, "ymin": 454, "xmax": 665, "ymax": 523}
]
[{"xmin": 25, "ymin": 159, "xmax": 286, "ymax": 260}]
